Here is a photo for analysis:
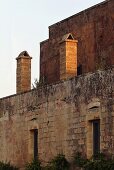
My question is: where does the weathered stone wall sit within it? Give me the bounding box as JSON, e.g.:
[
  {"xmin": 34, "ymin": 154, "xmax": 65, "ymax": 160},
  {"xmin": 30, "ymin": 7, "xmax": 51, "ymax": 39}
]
[
  {"xmin": 40, "ymin": 0, "xmax": 114, "ymax": 83},
  {"xmin": 0, "ymin": 67, "xmax": 114, "ymax": 168}
]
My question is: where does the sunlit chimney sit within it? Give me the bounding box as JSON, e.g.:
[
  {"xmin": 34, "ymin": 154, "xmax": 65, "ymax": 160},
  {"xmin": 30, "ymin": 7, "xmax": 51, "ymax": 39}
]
[
  {"xmin": 59, "ymin": 33, "xmax": 78, "ymax": 80},
  {"xmin": 16, "ymin": 51, "xmax": 32, "ymax": 94}
]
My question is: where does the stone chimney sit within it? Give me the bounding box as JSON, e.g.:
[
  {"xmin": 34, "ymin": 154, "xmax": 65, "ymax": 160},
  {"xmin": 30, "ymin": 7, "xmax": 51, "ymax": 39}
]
[
  {"xmin": 59, "ymin": 33, "xmax": 78, "ymax": 80},
  {"xmin": 16, "ymin": 51, "xmax": 32, "ymax": 94}
]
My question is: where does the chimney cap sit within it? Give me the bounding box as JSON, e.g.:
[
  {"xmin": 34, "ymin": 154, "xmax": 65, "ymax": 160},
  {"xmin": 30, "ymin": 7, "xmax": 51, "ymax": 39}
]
[
  {"xmin": 60, "ymin": 33, "xmax": 78, "ymax": 44},
  {"xmin": 62, "ymin": 33, "xmax": 74, "ymax": 41},
  {"xmin": 16, "ymin": 51, "xmax": 32, "ymax": 60}
]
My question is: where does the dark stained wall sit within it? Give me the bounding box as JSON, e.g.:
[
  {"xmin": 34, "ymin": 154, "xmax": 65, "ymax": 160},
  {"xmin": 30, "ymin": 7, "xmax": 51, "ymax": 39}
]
[{"xmin": 40, "ymin": 0, "xmax": 114, "ymax": 84}]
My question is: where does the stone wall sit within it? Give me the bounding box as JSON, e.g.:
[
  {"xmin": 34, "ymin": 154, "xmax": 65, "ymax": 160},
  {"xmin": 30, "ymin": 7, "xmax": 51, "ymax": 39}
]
[
  {"xmin": 40, "ymin": 0, "xmax": 114, "ymax": 83},
  {"xmin": 0, "ymin": 67, "xmax": 114, "ymax": 168}
]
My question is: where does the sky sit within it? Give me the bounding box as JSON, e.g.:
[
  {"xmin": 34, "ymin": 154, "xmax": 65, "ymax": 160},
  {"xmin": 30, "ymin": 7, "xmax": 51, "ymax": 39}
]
[{"xmin": 0, "ymin": 0, "xmax": 104, "ymax": 98}]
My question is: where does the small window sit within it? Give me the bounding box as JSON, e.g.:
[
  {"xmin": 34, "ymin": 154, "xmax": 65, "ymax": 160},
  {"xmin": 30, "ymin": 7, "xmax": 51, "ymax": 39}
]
[
  {"xmin": 93, "ymin": 120, "xmax": 100, "ymax": 157},
  {"xmin": 77, "ymin": 64, "xmax": 82, "ymax": 75},
  {"xmin": 30, "ymin": 129, "xmax": 38, "ymax": 160},
  {"xmin": 34, "ymin": 129, "xmax": 38, "ymax": 159}
]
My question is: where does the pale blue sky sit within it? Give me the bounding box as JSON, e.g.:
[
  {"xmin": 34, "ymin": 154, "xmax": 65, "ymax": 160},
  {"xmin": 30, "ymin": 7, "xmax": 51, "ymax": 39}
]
[{"xmin": 0, "ymin": 0, "xmax": 104, "ymax": 98}]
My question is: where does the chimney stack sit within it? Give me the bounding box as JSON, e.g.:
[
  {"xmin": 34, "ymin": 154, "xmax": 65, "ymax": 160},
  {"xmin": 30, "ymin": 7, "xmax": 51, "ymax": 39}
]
[
  {"xmin": 59, "ymin": 33, "xmax": 78, "ymax": 80},
  {"xmin": 16, "ymin": 51, "xmax": 32, "ymax": 94}
]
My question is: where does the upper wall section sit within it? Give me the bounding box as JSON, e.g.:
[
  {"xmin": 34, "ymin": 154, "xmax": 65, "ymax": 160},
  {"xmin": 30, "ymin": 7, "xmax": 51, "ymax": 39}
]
[
  {"xmin": 40, "ymin": 0, "xmax": 114, "ymax": 84},
  {"xmin": 0, "ymin": 66, "xmax": 114, "ymax": 118}
]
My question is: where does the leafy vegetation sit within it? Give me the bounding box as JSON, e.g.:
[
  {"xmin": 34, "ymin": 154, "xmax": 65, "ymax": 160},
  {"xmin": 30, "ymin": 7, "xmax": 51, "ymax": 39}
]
[
  {"xmin": 73, "ymin": 152, "xmax": 88, "ymax": 168},
  {"xmin": 45, "ymin": 154, "xmax": 70, "ymax": 170},
  {"xmin": 26, "ymin": 154, "xmax": 69, "ymax": 170},
  {"xmin": 32, "ymin": 77, "xmax": 46, "ymax": 89},
  {"xmin": 0, "ymin": 161, "xmax": 18, "ymax": 170},
  {"xmin": 32, "ymin": 78, "xmax": 40, "ymax": 89},
  {"xmin": 74, "ymin": 152, "xmax": 114, "ymax": 170},
  {"xmin": 25, "ymin": 159, "xmax": 42, "ymax": 170},
  {"xmin": 25, "ymin": 152, "xmax": 114, "ymax": 170}
]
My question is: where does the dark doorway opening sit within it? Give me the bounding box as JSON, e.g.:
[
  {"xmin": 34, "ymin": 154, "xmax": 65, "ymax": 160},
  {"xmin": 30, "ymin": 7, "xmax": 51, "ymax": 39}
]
[
  {"xmin": 33, "ymin": 129, "xmax": 38, "ymax": 159},
  {"xmin": 93, "ymin": 120, "xmax": 100, "ymax": 157}
]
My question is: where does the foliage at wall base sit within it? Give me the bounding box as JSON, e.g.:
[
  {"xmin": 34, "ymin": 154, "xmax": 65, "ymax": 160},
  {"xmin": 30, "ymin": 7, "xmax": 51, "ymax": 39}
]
[
  {"xmin": 0, "ymin": 161, "xmax": 18, "ymax": 170},
  {"xmin": 25, "ymin": 159, "xmax": 42, "ymax": 170},
  {"xmin": 25, "ymin": 152, "xmax": 114, "ymax": 170},
  {"xmin": 74, "ymin": 152, "xmax": 114, "ymax": 170}
]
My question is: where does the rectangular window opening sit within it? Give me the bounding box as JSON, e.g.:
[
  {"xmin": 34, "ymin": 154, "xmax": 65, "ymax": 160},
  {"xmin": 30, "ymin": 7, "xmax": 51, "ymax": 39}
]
[
  {"xmin": 33, "ymin": 129, "xmax": 38, "ymax": 160},
  {"xmin": 77, "ymin": 64, "xmax": 82, "ymax": 75},
  {"xmin": 93, "ymin": 120, "xmax": 100, "ymax": 157}
]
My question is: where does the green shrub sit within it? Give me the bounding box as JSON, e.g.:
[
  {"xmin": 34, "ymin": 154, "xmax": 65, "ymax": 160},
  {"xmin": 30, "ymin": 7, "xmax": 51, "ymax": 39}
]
[
  {"xmin": 42, "ymin": 165, "xmax": 52, "ymax": 170},
  {"xmin": 74, "ymin": 152, "xmax": 114, "ymax": 170},
  {"xmin": 0, "ymin": 161, "xmax": 18, "ymax": 170},
  {"xmin": 25, "ymin": 152, "xmax": 114, "ymax": 170},
  {"xmin": 44, "ymin": 154, "xmax": 70, "ymax": 170},
  {"xmin": 25, "ymin": 159, "xmax": 42, "ymax": 170},
  {"xmin": 85, "ymin": 153, "xmax": 114, "ymax": 170},
  {"xmin": 73, "ymin": 152, "xmax": 88, "ymax": 167}
]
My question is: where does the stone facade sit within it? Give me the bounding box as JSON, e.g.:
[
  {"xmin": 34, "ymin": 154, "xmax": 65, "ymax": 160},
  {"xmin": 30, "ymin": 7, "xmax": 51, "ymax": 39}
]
[
  {"xmin": 0, "ymin": 67, "xmax": 114, "ymax": 169},
  {"xmin": 0, "ymin": 0, "xmax": 114, "ymax": 169}
]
